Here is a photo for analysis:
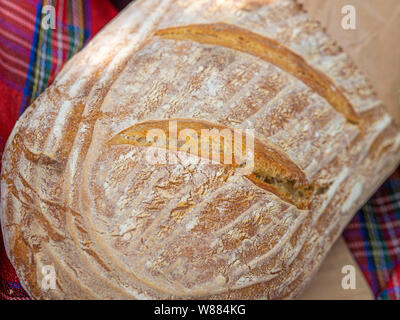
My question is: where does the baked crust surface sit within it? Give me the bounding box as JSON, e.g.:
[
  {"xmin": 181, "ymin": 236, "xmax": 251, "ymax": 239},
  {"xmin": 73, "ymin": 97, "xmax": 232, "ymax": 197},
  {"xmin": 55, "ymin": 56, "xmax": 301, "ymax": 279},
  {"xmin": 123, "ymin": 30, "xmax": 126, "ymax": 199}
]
[{"xmin": 1, "ymin": 0, "xmax": 400, "ymax": 299}]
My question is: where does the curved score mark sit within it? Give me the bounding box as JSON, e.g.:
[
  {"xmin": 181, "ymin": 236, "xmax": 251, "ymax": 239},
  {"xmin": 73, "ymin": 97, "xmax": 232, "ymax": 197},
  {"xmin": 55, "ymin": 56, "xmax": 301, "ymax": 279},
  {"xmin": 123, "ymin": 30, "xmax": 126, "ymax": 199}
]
[
  {"xmin": 109, "ymin": 119, "xmax": 317, "ymax": 210},
  {"xmin": 155, "ymin": 23, "xmax": 359, "ymax": 124}
]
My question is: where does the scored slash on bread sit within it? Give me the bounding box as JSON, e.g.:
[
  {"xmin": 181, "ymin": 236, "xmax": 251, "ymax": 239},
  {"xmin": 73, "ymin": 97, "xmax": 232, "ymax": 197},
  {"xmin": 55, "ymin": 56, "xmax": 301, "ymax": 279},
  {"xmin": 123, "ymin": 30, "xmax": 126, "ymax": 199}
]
[
  {"xmin": 1, "ymin": 0, "xmax": 400, "ymax": 299},
  {"xmin": 155, "ymin": 23, "xmax": 360, "ymax": 124},
  {"xmin": 109, "ymin": 118, "xmax": 320, "ymax": 210}
]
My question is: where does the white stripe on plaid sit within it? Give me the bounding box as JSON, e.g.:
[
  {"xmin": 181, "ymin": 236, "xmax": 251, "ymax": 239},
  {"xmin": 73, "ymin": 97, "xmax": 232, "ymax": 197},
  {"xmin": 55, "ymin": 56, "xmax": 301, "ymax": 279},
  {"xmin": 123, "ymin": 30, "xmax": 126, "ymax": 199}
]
[
  {"xmin": 55, "ymin": 0, "xmax": 64, "ymax": 74},
  {"xmin": 36, "ymin": 18, "xmax": 50, "ymax": 95},
  {"xmin": 371, "ymin": 191, "xmax": 400, "ymax": 206},
  {"xmin": 1, "ymin": 1, "xmax": 81, "ymax": 47},
  {"xmin": 363, "ymin": 211, "xmax": 392, "ymax": 281},
  {"xmin": 0, "ymin": 27, "xmax": 32, "ymax": 50},
  {"xmin": 2, "ymin": 0, "xmax": 36, "ymax": 22},
  {"xmin": 0, "ymin": 47, "xmax": 29, "ymax": 68},
  {"xmin": 0, "ymin": 57, "xmax": 27, "ymax": 78},
  {"xmin": 347, "ymin": 219, "xmax": 400, "ymax": 230},
  {"xmin": 0, "ymin": 6, "xmax": 36, "ymax": 31}
]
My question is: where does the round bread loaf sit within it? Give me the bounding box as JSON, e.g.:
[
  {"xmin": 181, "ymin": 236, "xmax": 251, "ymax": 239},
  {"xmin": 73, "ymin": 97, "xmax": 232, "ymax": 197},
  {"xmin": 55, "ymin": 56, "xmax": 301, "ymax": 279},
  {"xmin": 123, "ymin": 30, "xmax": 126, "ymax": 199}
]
[{"xmin": 1, "ymin": 0, "xmax": 400, "ymax": 299}]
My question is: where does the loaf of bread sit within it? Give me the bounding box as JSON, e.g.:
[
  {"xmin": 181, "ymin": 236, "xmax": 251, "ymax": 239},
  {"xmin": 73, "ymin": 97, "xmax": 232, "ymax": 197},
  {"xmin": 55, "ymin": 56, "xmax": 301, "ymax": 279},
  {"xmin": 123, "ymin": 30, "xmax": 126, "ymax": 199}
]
[{"xmin": 1, "ymin": 0, "xmax": 400, "ymax": 299}]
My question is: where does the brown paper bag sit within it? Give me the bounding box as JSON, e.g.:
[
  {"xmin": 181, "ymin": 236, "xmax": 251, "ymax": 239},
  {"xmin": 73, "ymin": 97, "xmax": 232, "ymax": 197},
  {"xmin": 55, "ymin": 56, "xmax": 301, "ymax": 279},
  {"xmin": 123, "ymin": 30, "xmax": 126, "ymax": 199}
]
[
  {"xmin": 295, "ymin": 0, "xmax": 400, "ymax": 300},
  {"xmin": 299, "ymin": 0, "xmax": 400, "ymax": 122}
]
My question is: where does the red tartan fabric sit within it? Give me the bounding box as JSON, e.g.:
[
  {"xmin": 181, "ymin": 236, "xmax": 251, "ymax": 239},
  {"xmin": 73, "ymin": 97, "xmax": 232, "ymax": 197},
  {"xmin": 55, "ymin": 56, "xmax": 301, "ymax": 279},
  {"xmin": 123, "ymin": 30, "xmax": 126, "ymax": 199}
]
[{"xmin": 343, "ymin": 168, "xmax": 400, "ymax": 299}]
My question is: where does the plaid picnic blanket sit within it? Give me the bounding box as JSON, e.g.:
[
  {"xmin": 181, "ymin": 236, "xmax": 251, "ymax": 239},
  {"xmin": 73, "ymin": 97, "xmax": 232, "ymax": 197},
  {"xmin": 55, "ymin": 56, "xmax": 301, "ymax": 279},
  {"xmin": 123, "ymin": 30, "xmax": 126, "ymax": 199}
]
[
  {"xmin": 0, "ymin": 0, "xmax": 399, "ymax": 300},
  {"xmin": 343, "ymin": 169, "xmax": 400, "ymax": 300}
]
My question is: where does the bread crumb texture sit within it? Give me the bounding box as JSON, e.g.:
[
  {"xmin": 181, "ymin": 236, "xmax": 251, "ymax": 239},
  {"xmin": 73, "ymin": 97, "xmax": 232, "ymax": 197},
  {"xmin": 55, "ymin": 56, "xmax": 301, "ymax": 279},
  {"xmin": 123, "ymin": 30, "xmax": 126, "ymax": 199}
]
[{"xmin": 1, "ymin": 0, "xmax": 400, "ymax": 299}]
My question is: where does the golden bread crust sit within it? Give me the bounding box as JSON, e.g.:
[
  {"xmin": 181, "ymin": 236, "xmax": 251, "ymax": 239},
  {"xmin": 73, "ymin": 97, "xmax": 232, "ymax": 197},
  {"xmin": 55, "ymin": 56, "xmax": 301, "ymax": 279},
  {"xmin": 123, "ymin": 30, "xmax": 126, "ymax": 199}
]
[{"xmin": 1, "ymin": 0, "xmax": 400, "ymax": 299}]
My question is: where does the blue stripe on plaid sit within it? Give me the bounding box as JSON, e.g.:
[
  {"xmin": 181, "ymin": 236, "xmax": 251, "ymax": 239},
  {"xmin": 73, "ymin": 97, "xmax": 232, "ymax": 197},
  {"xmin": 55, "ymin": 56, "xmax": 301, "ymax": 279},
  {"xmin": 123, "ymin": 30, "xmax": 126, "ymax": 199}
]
[
  {"xmin": 7, "ymin": 281, "xmax": 25, "ymax": 290},
  {"xmin": 358, "ymin": 212, "xmax": 382, "ymax": 294},
  {"xmin": 84, "ymin": 0, "xmax": 91, "ymax": 41},
  {"xmin": 344, "ymin": 167, "xmax": 400, "ymax": 299},
  {"xmin": 0, "ymin": 277, "xmax": 30, "ymax": 300},
  {"xmin": 19, "ymin": 1, "xmax": 91, "ymax": 115},
  {"xmin": 378, "ymin": 286, "xmax": 400, "ymax": 300},
  {"xmin": 20, "ymin": 0, "xmax": 42, "ymax": 115}
]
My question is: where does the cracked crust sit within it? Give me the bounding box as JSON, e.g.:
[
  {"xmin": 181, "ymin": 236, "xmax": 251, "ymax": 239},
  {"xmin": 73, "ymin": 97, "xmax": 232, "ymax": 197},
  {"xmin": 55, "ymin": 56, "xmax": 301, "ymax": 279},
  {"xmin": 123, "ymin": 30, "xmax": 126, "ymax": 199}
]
[{"xmin": 1, "ymin": 0, "xmax": 400, "ymax": 299}]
